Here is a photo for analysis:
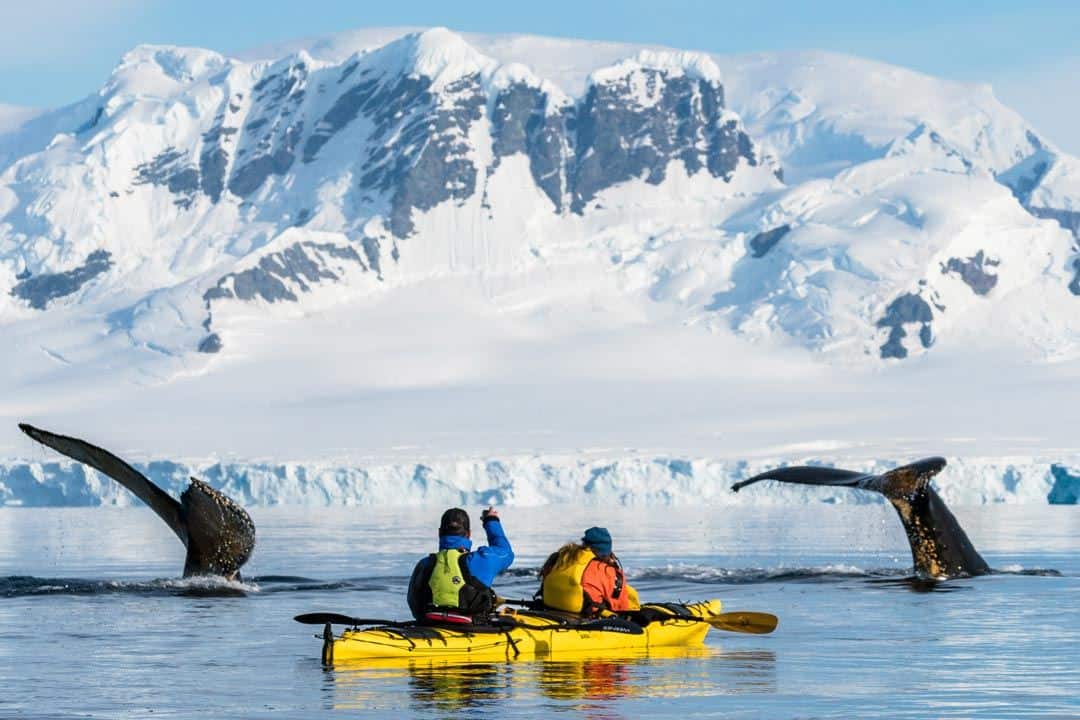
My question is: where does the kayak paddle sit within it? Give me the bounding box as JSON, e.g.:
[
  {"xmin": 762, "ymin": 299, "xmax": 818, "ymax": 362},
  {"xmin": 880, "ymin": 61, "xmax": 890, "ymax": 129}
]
[
  {"xmin": 707, "ymin": 611, "xmax": 778, "ymax": 634},
  {"xmin": 294, "ymin": 613, "xmax": 397, "ymax": 626},
  {"xmin": 498, "ymin": 599, "xmax": 778, "ymax": 635}
]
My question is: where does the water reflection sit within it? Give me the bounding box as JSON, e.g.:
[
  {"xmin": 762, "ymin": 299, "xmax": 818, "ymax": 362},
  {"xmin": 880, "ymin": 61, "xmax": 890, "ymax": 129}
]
[{"xmin": 327, "ymin": 646, "xmax": 777, "ymax": 716}]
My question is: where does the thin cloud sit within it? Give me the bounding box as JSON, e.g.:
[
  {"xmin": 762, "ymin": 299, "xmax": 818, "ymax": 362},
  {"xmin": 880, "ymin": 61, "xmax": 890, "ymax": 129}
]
[
  {"xmin": 992, "ymin": 57, "xmax": 1080, "ymax": 155},
  {"xmin": 0, "ymin": 1, "xmax": 144, "ymax": 63}
]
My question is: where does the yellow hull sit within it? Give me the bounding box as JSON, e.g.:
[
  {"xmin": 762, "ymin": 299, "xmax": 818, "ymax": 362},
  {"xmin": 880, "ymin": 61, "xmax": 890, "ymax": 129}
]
[{"xmin": 323, "ymin": 601, "xmax": 721, "ymax": 664}]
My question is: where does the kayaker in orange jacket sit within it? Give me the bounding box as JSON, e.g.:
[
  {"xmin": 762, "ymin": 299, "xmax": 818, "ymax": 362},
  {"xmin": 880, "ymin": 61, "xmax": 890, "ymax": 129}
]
[{"xmin": 538, "ymin": 526, "xmax": 640, "ymax": 617}]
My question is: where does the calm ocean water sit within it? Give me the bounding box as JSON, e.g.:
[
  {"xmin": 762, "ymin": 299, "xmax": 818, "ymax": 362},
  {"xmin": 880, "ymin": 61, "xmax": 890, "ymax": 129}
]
[{"xmin": 0, "ymin": 504, "xmax": 1077, "ymax": 718}]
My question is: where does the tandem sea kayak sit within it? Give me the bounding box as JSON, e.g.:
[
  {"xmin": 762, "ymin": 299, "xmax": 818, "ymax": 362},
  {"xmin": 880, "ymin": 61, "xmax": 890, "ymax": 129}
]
[{"xmin": 297, "ymin": 600, "xmax": 777, "ymax": 665}]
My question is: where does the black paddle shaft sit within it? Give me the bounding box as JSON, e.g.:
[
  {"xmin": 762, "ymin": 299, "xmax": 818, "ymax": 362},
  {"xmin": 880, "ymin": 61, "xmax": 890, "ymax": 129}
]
[{"xmin": 294, "ymin": 613, "xmax": 399, "ymax": 627}]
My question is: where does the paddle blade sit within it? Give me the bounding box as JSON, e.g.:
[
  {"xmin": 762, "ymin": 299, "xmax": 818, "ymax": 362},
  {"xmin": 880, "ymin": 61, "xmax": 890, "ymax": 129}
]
[
  {"xmin": 294, "ymin": 613, "xmax": 391, "ymax": 626},
  {"xmin": 707, "ymin": 611, "xmax": 778, "ymax": 634}
]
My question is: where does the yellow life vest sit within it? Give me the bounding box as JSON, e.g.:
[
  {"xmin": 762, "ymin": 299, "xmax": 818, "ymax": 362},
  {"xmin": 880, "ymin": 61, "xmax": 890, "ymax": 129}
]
[{"xmin": 541, "ymin": 547, "xmax": 597, "ymax": 613}]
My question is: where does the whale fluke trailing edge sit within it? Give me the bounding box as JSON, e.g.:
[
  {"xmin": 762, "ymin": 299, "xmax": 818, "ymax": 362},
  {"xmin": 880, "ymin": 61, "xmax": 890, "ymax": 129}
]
[
  {"xmin": 732, "ymin": 457, "xmax": 990, "ymax": 579},
  {"xmin": 18, "ymin": 423, "xmax": 255, "ymax": 579}
]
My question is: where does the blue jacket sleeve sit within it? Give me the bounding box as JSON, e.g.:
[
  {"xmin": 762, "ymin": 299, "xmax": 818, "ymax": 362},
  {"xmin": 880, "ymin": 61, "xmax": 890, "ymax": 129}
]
[{"xmin": 465, "ymin": 518, "xmax": 514, "ymax": 587}]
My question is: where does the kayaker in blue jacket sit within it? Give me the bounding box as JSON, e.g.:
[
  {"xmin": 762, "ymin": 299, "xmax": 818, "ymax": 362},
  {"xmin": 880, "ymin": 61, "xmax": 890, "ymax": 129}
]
[{"xmin": 407, "ymin": 507, "xmax": 514, "ymax": 622}]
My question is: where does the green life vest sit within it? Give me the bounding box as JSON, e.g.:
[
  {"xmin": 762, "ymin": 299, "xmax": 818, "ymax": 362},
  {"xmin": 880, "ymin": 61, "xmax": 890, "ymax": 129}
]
[
  {"xmin": 429, "ymin": 549, "xmax": 469, "ymax": 608},
  {"xmin": 424, "ymin": 548, "xmax": 497, "ymax": 615}
]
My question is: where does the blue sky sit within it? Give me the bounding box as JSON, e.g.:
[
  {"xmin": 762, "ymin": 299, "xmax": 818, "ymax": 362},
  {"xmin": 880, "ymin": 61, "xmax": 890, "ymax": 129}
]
[{"xmin": 2, "ymin": 0, "xmax": 1078, "ymax": 151}]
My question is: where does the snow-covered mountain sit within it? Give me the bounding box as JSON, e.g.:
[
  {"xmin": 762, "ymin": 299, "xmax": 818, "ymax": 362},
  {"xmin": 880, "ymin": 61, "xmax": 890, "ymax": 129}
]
[
  {"xmin": 2, "ymin": 28, "xmax": 1076, "ymax": 366},
  {"xmin": 0, "ymin": 29, "xmax": 777, "ymax": 357},
  {"xmin": 2, "ymin": 28, "xmax": 1079, "ymax": 484}
]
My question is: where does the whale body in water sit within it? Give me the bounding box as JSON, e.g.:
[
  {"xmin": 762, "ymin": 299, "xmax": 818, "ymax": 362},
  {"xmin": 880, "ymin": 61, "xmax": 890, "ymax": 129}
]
[
  {"xmin": 732, "ymin": 457, "xmax": 990, "ymax": 579},
  {"xmin": 19, "ymin": 424, "xmax": 255, "ymax": 579}
]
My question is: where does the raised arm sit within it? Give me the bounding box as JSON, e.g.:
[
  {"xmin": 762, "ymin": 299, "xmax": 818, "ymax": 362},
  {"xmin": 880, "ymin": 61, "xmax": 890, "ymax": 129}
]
[{"xmin": 466, "ymin": 509, "xmax": 514, "ymax": 585}]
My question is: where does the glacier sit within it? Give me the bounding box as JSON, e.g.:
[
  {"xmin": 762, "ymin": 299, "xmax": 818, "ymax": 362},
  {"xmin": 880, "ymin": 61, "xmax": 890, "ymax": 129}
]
[{"xmin": 1, "ymin": 454, "xmax": 1077, "ymax": 507}]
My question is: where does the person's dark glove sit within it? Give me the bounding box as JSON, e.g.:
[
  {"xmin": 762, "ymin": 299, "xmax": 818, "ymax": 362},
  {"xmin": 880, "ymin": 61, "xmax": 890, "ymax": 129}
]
[{"xmin": 481, "ymin": 507, "xmax": 500, "ymax": 523}]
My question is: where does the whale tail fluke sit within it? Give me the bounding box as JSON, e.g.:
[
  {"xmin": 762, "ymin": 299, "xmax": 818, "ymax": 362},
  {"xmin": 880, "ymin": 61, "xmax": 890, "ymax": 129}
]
[
  {"xmin": 18, "ymin": 423, "xmax": 254, "ymax": 579},
  {"xmin": 731, "ymin": 455, "xmax": 989, "ymax": 579},
  {"xmin": 731, "ymin": 457, "xmax": 947, "ymax": 498},
  {"xmin": 19, "ymin": 423, "xmax": 186, "ymax": 541},
  {"xmin": 866, "ymin": 457, "xmax": 947, "ymax": 499},
  {"xmin": 731, "ymin": 465, "xmax": 870, "ymax": 493}
]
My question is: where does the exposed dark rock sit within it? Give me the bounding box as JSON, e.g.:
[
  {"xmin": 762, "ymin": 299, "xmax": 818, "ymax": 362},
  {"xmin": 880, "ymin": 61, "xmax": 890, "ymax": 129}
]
[
  {"xmin": 1005, "ymin": 160, "xmax": 1049, "ymax": 205},
  {"xmin": 234, "ymin": 45, "xmax": 767, "ymax": 239},
  {"xmin": 901, "ymin": 124, "xmax": 973, "ymax": 172},
  {"xmin": 199, "ymin": 146, "xmax": 228, "ymax": 203},
  {"xmin": 491, "ymin": 83, "xmax": 539, "ymax": 158},
  {"xmin": 998, "ymin": 147, "xmax": 1080, "ymax": 298},
  {"xmin": 197, "ymin": 333, "xmax": 222, "ymax": 353},
  {"xmin": 338, "ymin": 60, "xmax": 360, "ymax": 84},
  {"xmin": 308, "ymin": 241, "xmax": 363, "ymax": 264},
  {"xmin": 490, "ymin": 82, "xmax": 571, "ymax": 210},
  {"xmin": 879, "ymin": 326, "xmax": 907, "ymax": 359},
  {"xmin": 11, "ymin": 250, "xmax": 113, "ymax": 310},
  {"xmin": 526, "ymin": 109, "xmax": 573, "ymax": 210},
  {"xmin": 876, "ymin": 292, "xmax": 934, "ymax": 359},
  {"xmin": 1011, "ymin": 205, "xmax": 1080, "ymax": 295},
  {"xmin": 203, "ymin": 241, "xmax": 365, "ymax": 304},
  {"xmin": 253, "ymin": 62, "xmax": 307, "ymax": 104},
  {"xmin": 878, "ymin": 292, "xmax": 933, "ymax": 325},
  {"xmin": 919, "ymin": 323, "xmax": 933, "ymax": 349},
  {"xmin": 303, "ymin": 77, "xmax": 380, "ymax": 162},
  {"xmin": 133, "ymin": 148, "xmax": 200, "ymax": 208},
  {"xmin": 226, "ymin": 61, "xmax": 309, "ymax": 198},
  {"xmin": 571, "ymin": 70, "xmax": 756, "ymax": 213},
  {"xmin": 198, "ymin": 123, "xmax": 235, "ymax": 204},
  {"xmin": 75, "ymin": 107, "xmax": 104, "ymax": 134},
  {"xmin": 228, "ymin": 122, "xmax": 304, "ymax": 197},
  {"xmin": 1028, "ymin": 206, "xmax": 1080, "ymax": 240},
  {"xmin": 358, "ymin": 73, "xmax": 486, "ymax": 237},
  {"xmin": 361, "ymin": 237, "xmax": 381, "ymax": 277},
  {"xmin": 941, "ymin": 250, "xmax": 999, "ymax": 295},
  {"xmin": 749, "ymin": 225, "xmax": 791, "ymax": 258}
]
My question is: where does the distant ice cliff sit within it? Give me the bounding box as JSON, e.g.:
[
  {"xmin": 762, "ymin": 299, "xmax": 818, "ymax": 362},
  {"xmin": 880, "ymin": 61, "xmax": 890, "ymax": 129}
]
[{"xmin": 0, "ymin": 455, "xmax": 1076, "ymax": 507}]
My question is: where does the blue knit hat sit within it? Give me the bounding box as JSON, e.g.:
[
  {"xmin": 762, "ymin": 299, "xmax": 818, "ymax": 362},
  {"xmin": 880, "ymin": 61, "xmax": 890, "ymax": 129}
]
[{"xmin": 582, "ymin": 526, "xmax": 613, "ymax": 557}]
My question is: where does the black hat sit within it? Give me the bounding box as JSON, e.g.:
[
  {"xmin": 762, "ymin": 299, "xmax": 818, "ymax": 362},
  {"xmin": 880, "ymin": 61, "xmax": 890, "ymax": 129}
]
[{"xmin": 439, "ymin": 508, "xmax": 470, "ymax": 537}]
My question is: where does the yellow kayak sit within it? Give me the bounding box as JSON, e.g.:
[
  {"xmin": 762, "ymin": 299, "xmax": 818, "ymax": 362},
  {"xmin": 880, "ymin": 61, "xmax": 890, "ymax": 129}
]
[{"xmin": 318, "ymin": 600, "xmax": 723, "ymax": 665}]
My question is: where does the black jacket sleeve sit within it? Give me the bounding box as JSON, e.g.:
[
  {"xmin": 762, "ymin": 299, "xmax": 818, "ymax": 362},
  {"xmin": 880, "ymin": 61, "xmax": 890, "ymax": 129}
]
[{"xmin": 407, "ymin": 556, "xmax": 433, "ymax": 620}]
